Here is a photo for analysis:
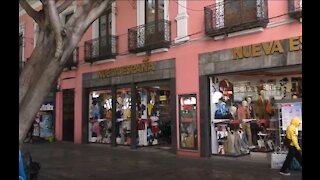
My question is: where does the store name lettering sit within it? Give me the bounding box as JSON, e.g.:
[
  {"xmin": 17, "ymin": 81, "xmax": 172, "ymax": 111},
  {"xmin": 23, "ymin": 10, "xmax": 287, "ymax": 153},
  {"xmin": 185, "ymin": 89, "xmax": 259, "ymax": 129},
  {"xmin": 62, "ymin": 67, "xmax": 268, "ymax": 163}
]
[
  {"xmin": 40, "ymin": 104, "xmax": 54, "ymax": 111},
  {"xmin": 97, "ymin": 62, "xmax": 155, "ymax": 79},
  {"xmin": 232, "ymin": 36, "xmax": 302, "ymax": 60}
]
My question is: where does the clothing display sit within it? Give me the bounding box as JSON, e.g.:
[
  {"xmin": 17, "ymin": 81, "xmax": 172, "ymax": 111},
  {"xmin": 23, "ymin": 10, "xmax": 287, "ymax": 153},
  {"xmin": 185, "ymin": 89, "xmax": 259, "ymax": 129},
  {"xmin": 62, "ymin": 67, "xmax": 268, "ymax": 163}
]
[
  {"xmin": 256, "ymin": 95, "xmax": 266, "ymax": 119},
  {"xmin": 211, "ymin": 74, "xmax": 301, "ymax": 156}
]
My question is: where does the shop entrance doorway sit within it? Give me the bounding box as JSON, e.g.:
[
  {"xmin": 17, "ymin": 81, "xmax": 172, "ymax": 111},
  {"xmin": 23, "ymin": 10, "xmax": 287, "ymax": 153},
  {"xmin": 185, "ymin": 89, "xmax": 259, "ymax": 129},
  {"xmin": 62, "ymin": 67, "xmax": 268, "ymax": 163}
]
[
  {"xmin": 136, "ymin": 81, "xmax": 172, "ymax": 150},
  {"xmin": 63, "ymin": 89, "xmax": 75, "ymax": 142}
]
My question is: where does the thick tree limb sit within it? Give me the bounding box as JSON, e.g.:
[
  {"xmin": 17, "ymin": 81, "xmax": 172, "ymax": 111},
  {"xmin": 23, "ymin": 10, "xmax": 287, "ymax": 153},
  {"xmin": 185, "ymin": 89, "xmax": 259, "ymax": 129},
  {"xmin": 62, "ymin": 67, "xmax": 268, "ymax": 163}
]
[
  {"xmin": 57, "ymin": 0, "xmax": 74, "ymax": 13},
  {"xmin": 19, "ymin": 0, "xmax": 41, "ymax": 23},
  {"xmin": 83, "ymin": 0, "xmax": 111, "ymax": 29},
  {"xmin": 47, "ymin": 0, "xmax": 64, "ymax": 60}
]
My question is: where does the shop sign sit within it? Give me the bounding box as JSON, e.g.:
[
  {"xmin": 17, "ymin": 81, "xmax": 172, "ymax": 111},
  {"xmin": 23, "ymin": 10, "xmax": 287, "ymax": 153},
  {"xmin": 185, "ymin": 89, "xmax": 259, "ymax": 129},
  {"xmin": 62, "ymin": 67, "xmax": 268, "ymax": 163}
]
[
  {"xmin": 232, "ymin": 36, "xmax": 302, "ymax": 60},
  {"xmin": 40, "ymin": 104, "xmax": 54, "ymax": 111},
  {"xmin": 97, "ymin": 62, "xmax": 155, "ymax": 79}
]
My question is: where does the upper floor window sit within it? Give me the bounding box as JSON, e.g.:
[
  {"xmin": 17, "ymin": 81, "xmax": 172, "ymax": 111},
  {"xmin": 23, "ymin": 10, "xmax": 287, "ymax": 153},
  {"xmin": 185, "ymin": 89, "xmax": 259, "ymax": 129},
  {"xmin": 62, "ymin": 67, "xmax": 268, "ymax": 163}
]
[
  {"xmin": 99, "ymin": 9, "xmax": 112, "ymax": 37},
  {"xmin": 145, "ymin": 0, "xmax": 165, "ymax": 23}
]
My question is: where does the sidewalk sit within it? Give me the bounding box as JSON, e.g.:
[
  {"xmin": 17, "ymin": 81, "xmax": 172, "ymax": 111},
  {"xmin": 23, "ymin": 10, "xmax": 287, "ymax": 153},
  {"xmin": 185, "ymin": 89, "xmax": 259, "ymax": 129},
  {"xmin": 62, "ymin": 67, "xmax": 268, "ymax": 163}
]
[{"xmin": 23, "ymin": 142, "xmax": 302, "ymax": 180}]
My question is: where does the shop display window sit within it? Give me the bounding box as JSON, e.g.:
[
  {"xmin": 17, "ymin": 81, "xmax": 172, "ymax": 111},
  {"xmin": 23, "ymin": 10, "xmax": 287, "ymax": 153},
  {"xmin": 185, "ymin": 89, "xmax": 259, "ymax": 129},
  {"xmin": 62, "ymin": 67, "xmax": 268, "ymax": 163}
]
[
  {"xmin": 88, "ymin": 90, "xmax": 113, "ymax": 144},
  {"xmin": 210, "ymin": 70, "xmax": 302, "ymax": 155},
  {"xmin": 136, "ymin": 87, "xmax": 171, "ymax": 147},
  {"xmin": 115, "ymin": 88, "xmax": 132, "ymax": 145},
  {"xmin": 179, "ymin": 94, "xmax": 197, "ymax": 150}
]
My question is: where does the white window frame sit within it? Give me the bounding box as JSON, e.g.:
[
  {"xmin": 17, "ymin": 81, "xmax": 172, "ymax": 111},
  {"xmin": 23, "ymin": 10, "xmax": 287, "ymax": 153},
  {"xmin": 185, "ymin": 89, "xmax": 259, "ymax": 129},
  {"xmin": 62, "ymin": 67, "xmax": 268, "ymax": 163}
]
[
  {"xmin": 136, "ymin": 0, "xmax": 169, "ymax": 49},
  {"xmin": 33, "ymin": 21, "xmax": 39, "ymax": 48},
  {"xmin": 175, "ymin": 0, "xmax": 189, "ymax": 43}
]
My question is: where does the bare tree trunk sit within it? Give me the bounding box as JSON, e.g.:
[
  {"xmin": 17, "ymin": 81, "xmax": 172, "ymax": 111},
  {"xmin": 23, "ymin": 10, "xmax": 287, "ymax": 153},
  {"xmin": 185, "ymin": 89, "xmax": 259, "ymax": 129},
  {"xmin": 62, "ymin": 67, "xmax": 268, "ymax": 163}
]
[{"xmin": 19, "ymin": 0, "xmax": 113, "ymax": 147}]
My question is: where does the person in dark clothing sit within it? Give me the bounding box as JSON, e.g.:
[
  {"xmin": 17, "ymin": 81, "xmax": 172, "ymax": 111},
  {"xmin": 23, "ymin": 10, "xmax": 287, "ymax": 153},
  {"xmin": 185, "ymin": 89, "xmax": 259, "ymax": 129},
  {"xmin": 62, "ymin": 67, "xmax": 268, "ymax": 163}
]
[{"xmin": 280, "ymin": 116, "xmax": 302, "ymax": 176}]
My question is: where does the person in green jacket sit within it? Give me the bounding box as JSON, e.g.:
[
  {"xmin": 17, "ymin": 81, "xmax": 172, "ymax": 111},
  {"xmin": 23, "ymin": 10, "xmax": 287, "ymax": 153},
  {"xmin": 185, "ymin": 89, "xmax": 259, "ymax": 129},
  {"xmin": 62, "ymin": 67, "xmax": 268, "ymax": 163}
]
[{"xmin": 280, "ymin": 116, "xmax": 302, "ymax": 176}]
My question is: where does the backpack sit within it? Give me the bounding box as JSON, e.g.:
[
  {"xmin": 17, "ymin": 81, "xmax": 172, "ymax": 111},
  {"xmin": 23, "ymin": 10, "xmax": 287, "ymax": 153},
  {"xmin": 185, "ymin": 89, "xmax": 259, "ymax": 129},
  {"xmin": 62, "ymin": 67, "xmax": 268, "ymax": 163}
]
[{"xmin": 22, "ymin": 151, "xmax": 41, "ymax": 180}]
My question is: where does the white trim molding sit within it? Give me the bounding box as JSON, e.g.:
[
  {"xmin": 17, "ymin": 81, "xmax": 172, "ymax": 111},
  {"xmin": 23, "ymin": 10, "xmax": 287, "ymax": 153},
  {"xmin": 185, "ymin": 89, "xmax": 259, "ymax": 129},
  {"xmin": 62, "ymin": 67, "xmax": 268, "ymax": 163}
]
[
  {"xmin": 267, "ymin": 18, "xmax": 295, "ymax": 28},
  {"xmin": 135, "ymin": 48, "xmax": 169, "ymax": 56},
  {"xmin": 227, "ymin": 27, "xmax": 264, "ymax": 38},
  {"xmin": 33, "ymin": 21, "xmax": 39, "ymax": 48},
  {"xmin": 174, "ymin": 0, "xmax": 189, "ymax": 43},
  {"xmin": 137, "ymin": 0, "xmax": 145, "ymax": 26}
]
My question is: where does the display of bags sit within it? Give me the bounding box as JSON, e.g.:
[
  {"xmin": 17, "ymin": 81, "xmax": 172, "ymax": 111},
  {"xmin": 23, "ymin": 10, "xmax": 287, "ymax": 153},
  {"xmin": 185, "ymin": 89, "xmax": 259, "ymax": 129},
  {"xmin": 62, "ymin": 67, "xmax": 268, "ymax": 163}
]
[{"xmin": 271, "ymin": 152, "xmax": 287, "ymax": 169}]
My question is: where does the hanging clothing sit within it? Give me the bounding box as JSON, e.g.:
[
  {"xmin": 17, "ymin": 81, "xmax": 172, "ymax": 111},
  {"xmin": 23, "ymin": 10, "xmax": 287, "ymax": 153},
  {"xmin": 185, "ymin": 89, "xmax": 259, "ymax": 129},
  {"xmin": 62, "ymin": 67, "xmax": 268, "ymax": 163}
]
[{"xmin": 256, "ymin": 95, "xmax": 266, "ymax": 118}]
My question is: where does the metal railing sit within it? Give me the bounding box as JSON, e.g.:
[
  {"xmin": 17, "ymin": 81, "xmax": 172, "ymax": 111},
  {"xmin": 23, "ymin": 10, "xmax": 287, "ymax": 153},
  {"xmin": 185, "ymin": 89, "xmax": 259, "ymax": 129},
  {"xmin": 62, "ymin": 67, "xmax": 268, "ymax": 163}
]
[
  {"xmin": 204, "ymin": 0, "xmax": 268, "ymax": 37},
  {"xmin": 128, "ymin": 19, "xmax": 171, "ymax": 53},
  {"xmin": 84, "ymin": 35, "xmax": 118, "ymax": 63}
]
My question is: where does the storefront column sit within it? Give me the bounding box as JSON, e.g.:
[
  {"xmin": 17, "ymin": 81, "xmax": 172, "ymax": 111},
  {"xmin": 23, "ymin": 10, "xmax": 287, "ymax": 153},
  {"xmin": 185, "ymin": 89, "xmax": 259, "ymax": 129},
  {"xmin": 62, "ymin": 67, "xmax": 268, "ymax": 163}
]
[
  {"xmin": 111, "ymin": 86, "xmax": 117, "ymax": 146},
  {"xmin": 130, "ymin": 83, "xmax": 137, "ymax": 149},
  {"xmin": 81, "ymin": 88, "xmax": 89, "ymax": 144},
  {"xmin": 199, "ymin": 75, "xmax": 211, "ymax": 157},
  {"xmin": 170, "ymin": 78, "xmax": 177, "ymax": 154}
]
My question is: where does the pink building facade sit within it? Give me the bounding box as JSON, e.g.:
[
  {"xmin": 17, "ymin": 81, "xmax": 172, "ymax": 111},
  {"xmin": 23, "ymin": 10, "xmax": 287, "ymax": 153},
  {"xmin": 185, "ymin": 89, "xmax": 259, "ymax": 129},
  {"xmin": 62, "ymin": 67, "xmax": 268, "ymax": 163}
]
[{"xmin": 20, "ymin": 0, "xmax": 302, "ymax": 158}]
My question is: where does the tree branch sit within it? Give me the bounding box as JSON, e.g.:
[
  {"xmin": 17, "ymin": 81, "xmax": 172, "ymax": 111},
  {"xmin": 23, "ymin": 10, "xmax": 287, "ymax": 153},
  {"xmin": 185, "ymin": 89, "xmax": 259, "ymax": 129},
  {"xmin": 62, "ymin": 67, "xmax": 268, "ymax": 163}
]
[
  {"xmin": 19, "ymin": 0, "xmax": 41, "ymax": 23},
  {"xmin": 47, "ymin": 0, "xmax": 64, "ymax": 59},
  {"xmin": 83, "ymin": 0, "xmax": 112, "ymax": 30},
  {"xmin": 57, "ymin": 0, "xmax": 74, "ymax": 13}
]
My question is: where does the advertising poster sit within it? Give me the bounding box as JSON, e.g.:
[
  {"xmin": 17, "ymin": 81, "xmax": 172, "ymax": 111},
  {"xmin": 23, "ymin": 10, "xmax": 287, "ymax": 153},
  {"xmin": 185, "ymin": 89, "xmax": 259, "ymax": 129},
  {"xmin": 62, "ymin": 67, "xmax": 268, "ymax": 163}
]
[{"xmin": 281, "ymin": 102, "xmax": 302, "ymax": 131}]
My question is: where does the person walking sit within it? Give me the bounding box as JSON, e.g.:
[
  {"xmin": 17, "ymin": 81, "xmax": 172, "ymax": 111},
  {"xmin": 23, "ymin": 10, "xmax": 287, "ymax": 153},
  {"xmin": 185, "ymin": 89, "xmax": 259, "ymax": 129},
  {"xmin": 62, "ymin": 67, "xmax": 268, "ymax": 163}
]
[{"xmin": 280, "ymin": 116, "xmax": 302, "ymax": 176}]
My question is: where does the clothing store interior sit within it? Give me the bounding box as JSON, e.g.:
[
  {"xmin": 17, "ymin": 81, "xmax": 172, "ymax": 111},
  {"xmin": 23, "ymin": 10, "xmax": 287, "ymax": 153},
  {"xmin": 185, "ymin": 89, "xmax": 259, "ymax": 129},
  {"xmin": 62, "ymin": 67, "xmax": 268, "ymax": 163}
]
[
  {"xmin": 88, "ymin": 81, "xmax": 172, "ymax": 150},
  {"xmin": 210, "ymin": 66, "xmax": 302, "ymax": 156}
]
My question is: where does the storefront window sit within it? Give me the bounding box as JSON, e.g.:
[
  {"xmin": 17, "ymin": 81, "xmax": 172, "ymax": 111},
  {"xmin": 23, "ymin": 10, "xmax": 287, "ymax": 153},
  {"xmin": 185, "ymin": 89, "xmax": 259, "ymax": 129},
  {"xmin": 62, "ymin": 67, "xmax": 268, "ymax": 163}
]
[
  {"xmin": 115, "ymin": 88, "xmax": 132, "ymax": 145},
  {"xmin": 179, "ymin": 94, "xmax": 197, "ymax": 150},
  {"xmin": 136, "ymin": 86, "xmax": 171, "ymax": 147},
  {"xmin": 88, "ymin": 90, "xmax": 113, "ymax": 144},
  {"xmin": 210, "ymin": 68, "xmax": 302, "ymax": 156}
]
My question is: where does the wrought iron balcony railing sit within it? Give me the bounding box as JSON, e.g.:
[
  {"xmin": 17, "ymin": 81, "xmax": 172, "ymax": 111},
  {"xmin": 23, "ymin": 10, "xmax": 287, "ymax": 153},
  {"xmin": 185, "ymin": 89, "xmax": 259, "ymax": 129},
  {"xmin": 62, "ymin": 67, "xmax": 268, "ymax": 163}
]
[
  {"xmin": 84, "ymin": 35, "xmax": 118, "ymax": 63},
  {"xmin": 204, "ymin": 0, "xmax": 269, "ymax": 37},
  {"xmin": 288, "ymin": 0, "xmax": 302, "ymax": 20},
  {"xmin": 128, "ymin": 19, "xmax": 171, "ymax": 53},
  {"xmin": 65, "ymin": 47, "xmax": 79, "ymax": 70}
]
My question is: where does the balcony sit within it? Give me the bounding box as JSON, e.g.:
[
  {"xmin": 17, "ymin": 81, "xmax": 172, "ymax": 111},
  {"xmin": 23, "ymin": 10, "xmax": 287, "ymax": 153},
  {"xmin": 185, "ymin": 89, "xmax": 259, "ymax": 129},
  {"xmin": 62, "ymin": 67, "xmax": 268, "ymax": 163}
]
[
  {"xmin": 288, "ymin": 0, "xmax": 302, "ymax": 20},
  {"xmin": 65, "ymin": 47, "xmax": 79, "ymax": 70},
  {"xmin": 204, "ymin": 0, "xmax": 268, "ymax": 37},
  {"xmin": 84, "ymin": 35, "xmax": 118, "ymax": 63},
  {"xmin": 128, "ymin": 19, "xmax": 171, "ymax": 53}
]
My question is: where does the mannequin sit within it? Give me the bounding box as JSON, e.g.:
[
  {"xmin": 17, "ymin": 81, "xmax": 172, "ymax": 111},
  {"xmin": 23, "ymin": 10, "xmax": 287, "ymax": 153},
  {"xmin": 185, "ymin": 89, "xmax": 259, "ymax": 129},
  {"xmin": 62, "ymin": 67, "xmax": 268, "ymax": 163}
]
[
  {"xmin": 237, "ymin": 100, "xmax": 253, "ymax": 147},
  {"xmin": 246, "ymin": 96, "xmax": 258, "ymax": 146},
  {"xmin": 245, "ymin": 96, "xmax": 255, "ymax": 119}
]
